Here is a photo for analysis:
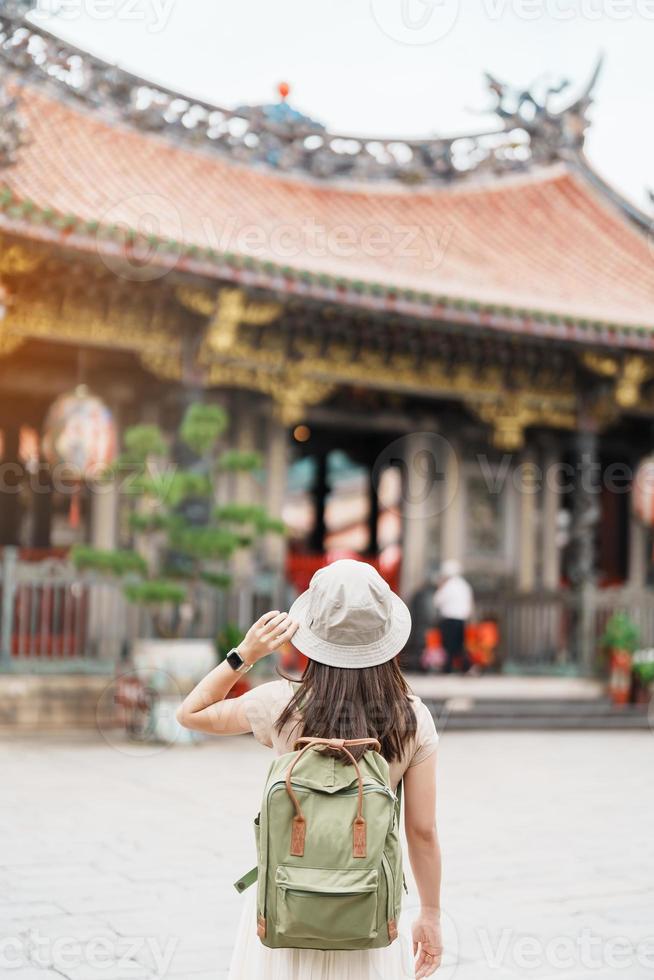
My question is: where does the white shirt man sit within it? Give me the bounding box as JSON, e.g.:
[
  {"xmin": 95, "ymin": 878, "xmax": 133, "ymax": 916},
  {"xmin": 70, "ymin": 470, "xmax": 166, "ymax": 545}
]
[
  {"xmin": 433, "ymin": 570, "xmax": 474, "ymax": 620},
  {"xmin": 433, "ymin": 560, "xmax": 473, "ymax": 673}
]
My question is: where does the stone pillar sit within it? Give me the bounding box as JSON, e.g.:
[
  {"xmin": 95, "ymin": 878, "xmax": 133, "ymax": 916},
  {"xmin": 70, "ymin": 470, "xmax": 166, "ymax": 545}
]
[
  {"xmin": 569, "ymin": 428, "xmax": 601, "ymax": 672},
  {"xmin": 517, "ymin": 451, "xmax": 538, "ymax": 592},
  {"xmin": 440, "ymin": 438, "xmax": 463, "ymax": 566},
  {"xmin": 628, "ymin": 512, "xmax": 647, "ymax": 588},
  {"xmin": 90, "ymin": 480, "xmax": 118, "ymax": 550},
  {"xmin": 400, "ymin": 432, "xmax": 449, "ymax": 599},
  {"xmin": 263, "ymin": 415, "xmax": 288, "ymax": 571},
  {"xmin": 542, "ymin": 447, "xmax": 562, "ymax": 590}
]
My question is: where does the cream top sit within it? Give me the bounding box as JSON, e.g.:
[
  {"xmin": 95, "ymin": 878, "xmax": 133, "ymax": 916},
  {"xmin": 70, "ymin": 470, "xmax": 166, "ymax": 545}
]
[{"xmin": 242, "ymin": 679, "xmax": 438, "ymax": 789}]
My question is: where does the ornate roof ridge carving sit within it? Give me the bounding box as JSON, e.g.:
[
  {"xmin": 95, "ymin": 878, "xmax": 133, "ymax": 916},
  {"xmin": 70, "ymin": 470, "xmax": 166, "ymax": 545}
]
[{"xmin": 0, "ymin": 4, "xmax": 602, "ymax": 186}]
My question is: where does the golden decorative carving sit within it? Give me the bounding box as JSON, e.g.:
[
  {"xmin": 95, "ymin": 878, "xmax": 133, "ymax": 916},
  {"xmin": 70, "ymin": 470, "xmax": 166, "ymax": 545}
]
[
  {"xmin": 582, "ymin": 351, "xmax": 654, "ymax": 410},
  {"xmin": 178, "ymin": 284, "xmax": 281, "ymax": 358},
  {"xmin": 139, "ymin": 350, "xmax": 183, "ymax": 382},
  {"xmin": 3, "ymin": 293, "xmax": 180, "ymax": 356},
  {"xmin": 204, "ymin": 288, "xmax": 281, "ymax": 355},
  {"xmin": 206, "ymin": 360, "xmax": 335, "ymax": 424},
  {"xmin": 175, "ymin": 285, "xmax": 216, "ymax": 317},
  {"xmin": 615, "ymin": 356, "xmax": 653, "ymax": 408},
  {"xmin": 0, "ymin": 242, "xmax": 42, "ymax": 276},
  {"xmin": 466, "ymin": 394, "xmax": 577, "ymax": 451},
  {"xmin": 581, "ymin": 351, "xmax": 618, "ymax": 378},
  {"xmin": 199, "ymin": 328, "xmax": 578, "ymax": 433},
  {"xmin": 0, "ymin": 262, "xmax": 586, "ymax": 434}
]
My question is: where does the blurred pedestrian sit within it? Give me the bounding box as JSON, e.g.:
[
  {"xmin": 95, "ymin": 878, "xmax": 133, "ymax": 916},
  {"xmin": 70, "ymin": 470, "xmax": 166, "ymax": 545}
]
[{"xmin": 433, "ymin": 559, "xmax": 474, "ymax": 674}]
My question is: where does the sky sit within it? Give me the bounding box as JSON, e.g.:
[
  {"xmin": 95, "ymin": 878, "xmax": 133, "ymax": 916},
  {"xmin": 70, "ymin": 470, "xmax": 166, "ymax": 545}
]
[{"xmin": 31, "ymin": 0, "xmax": 654, "ymax": 208}]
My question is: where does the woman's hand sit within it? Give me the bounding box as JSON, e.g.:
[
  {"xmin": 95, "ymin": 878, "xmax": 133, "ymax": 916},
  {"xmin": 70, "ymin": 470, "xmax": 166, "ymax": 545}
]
[
  {"xmin": 239, "ymin": 610, "xmax": 299, "ymax": 664},
  {"xmin": 413, "ymin": 911, "xmax": 443, "ymax": 978}
]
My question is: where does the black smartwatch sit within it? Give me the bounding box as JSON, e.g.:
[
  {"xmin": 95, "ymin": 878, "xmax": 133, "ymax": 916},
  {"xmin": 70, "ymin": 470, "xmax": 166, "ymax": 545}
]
[{"xmin": 225, "ymin": 647, "xmax": 253, "ymax": 674}]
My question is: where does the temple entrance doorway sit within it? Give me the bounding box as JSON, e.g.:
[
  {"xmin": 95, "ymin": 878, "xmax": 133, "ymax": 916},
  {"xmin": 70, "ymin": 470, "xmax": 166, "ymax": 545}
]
[{"xmin": 283, "ymin": 420, "xmax": 404, "ymax": 593}]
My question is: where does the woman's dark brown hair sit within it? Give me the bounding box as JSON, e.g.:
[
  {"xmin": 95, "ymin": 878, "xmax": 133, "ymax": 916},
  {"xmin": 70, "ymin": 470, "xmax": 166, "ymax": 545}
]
[{"xmin": 275, "ymin": 657, "xmax": 417, "ymax": 762}]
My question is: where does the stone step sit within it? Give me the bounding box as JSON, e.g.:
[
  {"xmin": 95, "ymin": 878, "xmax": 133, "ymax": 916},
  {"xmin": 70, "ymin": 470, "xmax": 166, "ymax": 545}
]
[
  {"xmin": 0, "ymin": 674, "xmax": 118, "ymax": 732},
  {"xmin": 423, "ymin": 697, "xmax": 651, "ymax": 730}
]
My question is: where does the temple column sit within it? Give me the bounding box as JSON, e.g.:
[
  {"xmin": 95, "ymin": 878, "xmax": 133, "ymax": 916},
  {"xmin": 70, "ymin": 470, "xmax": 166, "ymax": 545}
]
[
  {"xmin": 0, "ymin": 420, "xmax": 24, "ymax": 547},
  {"xmin": 440, "ymin": 438, "xmax": 463, "ymax": 566},
  {"xmin": 31, "ymin": 456, "xmax": 53, "ymax": 549},
  {"xmin": 542, "ymin": 445, "xmax": 562, "ymax": 590},
  {"xmin": 232, "ymin": 397, "xmax": 258, "ymax": 580},
  {"xmin": 517, "ymin": 450, "xmax": 538, "ymax": 592},
  {"xmin": 400, "ymin": 432, "xmax": 447, "ymax": 599},
  {"xmin": 367, "ymin": 467, "xmax": 379, "ymax": 556},
  {"xmin": 569, "ymin": 427, "xmax": 601, "ymax": 671},
  {"xmin": 263, "ymin": 415, "xmax": 288, "ymax": 571},
  {"xmin": 628, "ymin": 511, "xmax": 647, "ymax": 588},
  {"xmin": 309, "ymin": 451, "xmax": 328, "ymax": 553},
  {"xmin": 90, "ymin": 480, "xmax": 118, "ymax": 550},
  {"xmin": 91, "ymin": 400, "xmax": 121, "ymax": 552}
]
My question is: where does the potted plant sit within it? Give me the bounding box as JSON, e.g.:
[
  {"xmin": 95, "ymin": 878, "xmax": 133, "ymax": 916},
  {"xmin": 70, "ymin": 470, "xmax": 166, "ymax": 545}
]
[
  {"xmin": 72, "ymin": 402, "xmax": 284, "ymax": 695},
  {"xmin": 600, "ymin": 612, "xmax": 640, "ymax": 706},
  {"xmin": 631, "ymin": 649, "xmax": 654, "ymax": 705}
]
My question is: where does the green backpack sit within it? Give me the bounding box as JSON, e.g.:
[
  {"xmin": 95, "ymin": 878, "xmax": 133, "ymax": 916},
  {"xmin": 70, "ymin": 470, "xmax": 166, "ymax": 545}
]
[{"xmin": 235, "ymin": 736, "xmax": 404, "ymax": 951}]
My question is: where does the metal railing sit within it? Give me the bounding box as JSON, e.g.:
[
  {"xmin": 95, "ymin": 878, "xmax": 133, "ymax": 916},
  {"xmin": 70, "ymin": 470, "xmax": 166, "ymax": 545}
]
[
  {"xmin": 476, "ymin": 585, "xmax": 654, "ymax": 670},
  {"xmin": 474, "ymin": 590, "xmax": 573, "ymax": 669},
  {"xmin": 0, "ymin": 548, "xmax": 287, "ymax": 672},
  {"xmin": 4, "ymin": 546, "xmax": 654, "ymax": 674}
]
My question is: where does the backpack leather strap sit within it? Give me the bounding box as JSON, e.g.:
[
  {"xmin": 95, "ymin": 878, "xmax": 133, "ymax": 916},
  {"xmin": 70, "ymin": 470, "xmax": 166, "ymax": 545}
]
[{"xmin": 285, "ymin": 737, "xmax": 380, "ymax": 859}]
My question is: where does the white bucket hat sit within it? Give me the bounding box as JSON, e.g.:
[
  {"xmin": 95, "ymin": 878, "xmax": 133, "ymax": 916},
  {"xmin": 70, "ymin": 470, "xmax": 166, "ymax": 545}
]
[{"xmin": 288, "ymin": 559, "xmax": 412, "ymax": 669}]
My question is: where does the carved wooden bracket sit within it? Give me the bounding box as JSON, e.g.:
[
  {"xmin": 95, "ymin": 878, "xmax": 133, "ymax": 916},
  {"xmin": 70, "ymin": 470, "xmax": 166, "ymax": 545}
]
[
  {"xmin": 581, "ymin": 352, "xmax": 654, "ymax": 410},
  {"xmin": 176, "ymin": 285, "xmax": 281, "ymax": 358},
  {"xmin": 466, "ymin": 393, "xmax": 577, "ymax": 451}
]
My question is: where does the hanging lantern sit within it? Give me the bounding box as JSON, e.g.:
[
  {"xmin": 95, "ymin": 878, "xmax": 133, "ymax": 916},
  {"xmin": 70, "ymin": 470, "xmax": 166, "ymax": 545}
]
[
  {"xmin": 632, "ymin": 454, "xmax": 654, "ymax": 527},
  {"xmin": 42, "ymin": 386, "xmax": 117, "ymax": 528}
]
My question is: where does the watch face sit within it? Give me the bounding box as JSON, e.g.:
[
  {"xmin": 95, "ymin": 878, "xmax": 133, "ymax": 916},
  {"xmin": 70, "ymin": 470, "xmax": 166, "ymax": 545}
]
[{"xmin": 226, "ymin": 649, "xmax": 244, "ymax": 671}]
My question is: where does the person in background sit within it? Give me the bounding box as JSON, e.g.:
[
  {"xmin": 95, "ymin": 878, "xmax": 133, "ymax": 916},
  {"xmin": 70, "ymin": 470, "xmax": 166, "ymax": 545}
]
[{"xmin": 433, "ymin": 560, "xmax": 474, "ymax": 674}]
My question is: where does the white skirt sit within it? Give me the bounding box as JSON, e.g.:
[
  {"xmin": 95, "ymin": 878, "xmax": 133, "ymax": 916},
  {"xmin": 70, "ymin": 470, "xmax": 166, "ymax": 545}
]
[{"xmin": 227, "ymin": 887, "xmax": 415, "ymax": 980}]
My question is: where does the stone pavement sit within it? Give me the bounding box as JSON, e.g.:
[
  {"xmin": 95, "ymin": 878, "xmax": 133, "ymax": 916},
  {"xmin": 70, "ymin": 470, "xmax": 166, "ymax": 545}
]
[{"xmin": 1, "ymin": 729, "xmax": 653, "ymax": 979}]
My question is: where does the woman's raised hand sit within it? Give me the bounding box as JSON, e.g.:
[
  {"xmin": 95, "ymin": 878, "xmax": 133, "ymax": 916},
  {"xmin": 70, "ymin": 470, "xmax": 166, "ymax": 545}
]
[{"xmin": 239, "ymin": 610, "xmax": 299, "ymax": 664}]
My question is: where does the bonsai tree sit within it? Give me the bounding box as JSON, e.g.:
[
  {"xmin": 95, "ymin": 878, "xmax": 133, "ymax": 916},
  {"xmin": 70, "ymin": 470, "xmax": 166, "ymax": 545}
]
[{"xmin": 72, "ymin": 402, "xmax": 284, "ymax": 640}]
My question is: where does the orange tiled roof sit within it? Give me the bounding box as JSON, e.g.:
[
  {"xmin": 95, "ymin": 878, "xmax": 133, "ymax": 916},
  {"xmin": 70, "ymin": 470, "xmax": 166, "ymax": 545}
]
[{"xmin": 2, "ymin": 85, "xmax": 654, "ymax": 337}]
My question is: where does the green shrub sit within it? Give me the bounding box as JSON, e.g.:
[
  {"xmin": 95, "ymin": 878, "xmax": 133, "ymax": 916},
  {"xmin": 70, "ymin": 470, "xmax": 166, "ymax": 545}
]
[
  {"xmin": 74, "ymin": 401, "xmax": 283, "ymax": 638},
  {"xmin": 600, "ymin": 612, "xmax": 640, "ymax": 654}
]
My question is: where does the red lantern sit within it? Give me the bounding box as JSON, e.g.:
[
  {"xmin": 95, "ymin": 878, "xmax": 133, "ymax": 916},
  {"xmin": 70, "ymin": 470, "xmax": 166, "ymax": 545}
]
[{"xmin": 42, "ymin": 385, "xmax": 117, "ymax": 528}]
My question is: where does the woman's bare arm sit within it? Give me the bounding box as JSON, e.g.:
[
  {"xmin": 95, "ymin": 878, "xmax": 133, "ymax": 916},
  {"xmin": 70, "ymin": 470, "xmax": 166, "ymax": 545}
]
[
  {"xmin": 176, "ymin": 611, "xmax": 298, "ymax": 735},
  {"xmin": 404, "ymin": 752, "xmax": 443, "ymax": 978}
]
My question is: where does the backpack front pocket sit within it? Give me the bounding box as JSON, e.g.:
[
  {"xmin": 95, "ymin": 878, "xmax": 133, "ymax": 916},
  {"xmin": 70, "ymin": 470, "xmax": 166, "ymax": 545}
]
[{"xmin": 275, "ymin": 866, "xmax": 379, "ymax": 942}]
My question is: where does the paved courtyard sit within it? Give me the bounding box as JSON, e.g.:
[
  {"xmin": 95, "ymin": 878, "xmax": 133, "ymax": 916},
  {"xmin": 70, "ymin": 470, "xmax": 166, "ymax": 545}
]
[{"xmin": 1, "ymin": 728, "xmax": 653, "ymax": 979}]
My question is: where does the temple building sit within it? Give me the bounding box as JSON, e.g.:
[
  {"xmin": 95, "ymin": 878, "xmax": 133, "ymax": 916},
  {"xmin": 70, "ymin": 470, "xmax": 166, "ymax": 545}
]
[{"xmin": 1, "ymin": 1, "xmax": 654, "ymax": 672}]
